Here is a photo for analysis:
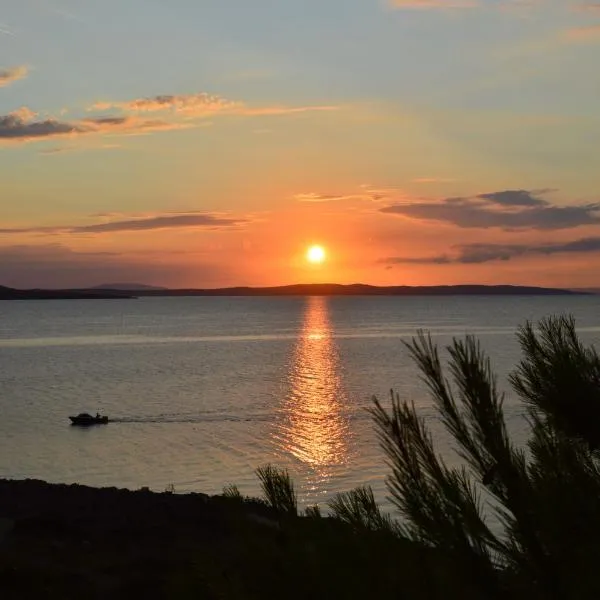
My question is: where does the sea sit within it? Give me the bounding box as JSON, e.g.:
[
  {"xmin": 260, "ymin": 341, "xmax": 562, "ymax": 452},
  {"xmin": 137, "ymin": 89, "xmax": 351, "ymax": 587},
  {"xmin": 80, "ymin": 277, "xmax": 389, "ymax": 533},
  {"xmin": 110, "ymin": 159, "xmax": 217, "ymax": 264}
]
[{"xmin": 1, "ymin": 295, "xmax": 599, "ymax": 513}]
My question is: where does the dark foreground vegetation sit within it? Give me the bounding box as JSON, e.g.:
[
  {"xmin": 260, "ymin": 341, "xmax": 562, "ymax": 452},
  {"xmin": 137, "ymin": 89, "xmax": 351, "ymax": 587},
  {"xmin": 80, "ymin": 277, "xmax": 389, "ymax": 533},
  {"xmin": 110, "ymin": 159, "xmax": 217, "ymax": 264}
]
[
  {"xmin": 0, "ymin": 478, "xmax": 472, "ymax": 600},
  {"xmin": 2, "ymin": 314, "xmax": 600, "ymax": 599}
]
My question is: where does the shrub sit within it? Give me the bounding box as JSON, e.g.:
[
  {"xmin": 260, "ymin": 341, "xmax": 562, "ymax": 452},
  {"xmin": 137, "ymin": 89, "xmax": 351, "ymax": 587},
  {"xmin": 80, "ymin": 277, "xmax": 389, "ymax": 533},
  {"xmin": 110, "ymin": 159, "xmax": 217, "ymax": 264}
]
[
  {"xmin": 222, "ymin": 483, "xmax": 243, "ymax": 500},
  {"xmin": 370, "ymin": 315, "xmax": 600, "ymax": 599},
  {"xmin": 255, "ymin": 464, "xmax": 297, "ymax": 515},
  {"xmin": 304, "ymin": 505, "xmax": 322, "ymax": 518},
  {"xmin": 328, "ymin": 485, "xmax": 398, "ymax": 534}
]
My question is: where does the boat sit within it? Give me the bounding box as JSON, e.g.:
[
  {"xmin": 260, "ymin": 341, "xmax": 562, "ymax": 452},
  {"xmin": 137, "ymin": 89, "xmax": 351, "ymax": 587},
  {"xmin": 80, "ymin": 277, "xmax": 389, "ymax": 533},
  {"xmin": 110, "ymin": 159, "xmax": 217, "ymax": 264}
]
[{"xmin": 69, "ymin": 413, "xmax": 109, "ymax": 426}]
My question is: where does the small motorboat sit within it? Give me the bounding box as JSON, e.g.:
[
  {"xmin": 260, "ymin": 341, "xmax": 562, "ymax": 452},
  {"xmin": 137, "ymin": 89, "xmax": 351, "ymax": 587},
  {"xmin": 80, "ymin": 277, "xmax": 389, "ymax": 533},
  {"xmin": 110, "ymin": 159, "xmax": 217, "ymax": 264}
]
[{"xmin": 69, "ymin": 412, "xmax": 109, "ymax": 426}]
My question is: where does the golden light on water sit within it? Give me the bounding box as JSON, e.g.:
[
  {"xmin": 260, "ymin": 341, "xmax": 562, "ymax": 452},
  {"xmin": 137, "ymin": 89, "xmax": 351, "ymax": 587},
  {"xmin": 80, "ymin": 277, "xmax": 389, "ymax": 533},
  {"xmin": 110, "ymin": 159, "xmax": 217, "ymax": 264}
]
[{"xmin": 274, "ymin": 296, "xmax": 350, "ymax": 473}]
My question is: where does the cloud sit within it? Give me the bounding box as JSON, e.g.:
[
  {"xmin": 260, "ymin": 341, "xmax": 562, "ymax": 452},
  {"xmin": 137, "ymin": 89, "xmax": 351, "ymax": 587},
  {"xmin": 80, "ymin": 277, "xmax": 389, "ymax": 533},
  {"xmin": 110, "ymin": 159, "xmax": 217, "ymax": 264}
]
[
  {"xmin": 381, "ymin": 236, "xmax": 600, "ymax": 265},
  {"xmin": 389, "ymin": 0, "xmax": 478, "ymax": 8},
  {"xmin": 564, "ymin": 24, "xmax": 600, "ymax": 41},
  {"xmin": 0, "ymin": 243, "xmax": 228, "ymax": 289},
  {"xmin": 0, "ymin": 213, "xmax": 246, "ymax": 235},
  {"xmin": 563, "ymin": 3, "xmax": 600, "ymax": 41},
  {"xmin": 389, "ymin": 0, "xmax": 552, "ymax": 13},
  {"xmin": 79, "ymin": 116, "xmax": 189, "ymax": 135},
  {"xmin": 0, "ymin": 65, "xmax": 29, "ymax": 88},
  {"xmin": 476, "ymin": 189, "xmax": 549, "ymax": 207},
  {"xmin": 0, "ymin": 112, "xmax": 79, "ymax": 140},
  {"xmin": 39, "ymin": 143, "xmax": 121, "ymax": 155},
  {"xmin": 72, "ymin": 214, "xmax": 245, "ymax": 234},
  {"xmin": 296, "ymin": 183, "xmax": 403, "ymax": 204},
  {"xmin": 0, "ymin": 243, "xmax": 116, "ymax": 261},
  {"xmin": 89, "ymin": 93, "xmax": 338, "ymax": 118},
  {"xmin": 294, "ymin": 192, "xmax": 366, "ymax": 203},
  {"xmin": 0, "ymin": 110, "xmax": 189, "ymax": 144},
  {"xmin": 91, "ymin": 93, "xmax": 235, "ymax": 115},
  {"xmin": 359, "ymin": 184, "xmax": 404, "ymax": 201},
  {"xmin": 1, "ymin": 92, "xmax": 337, "ymax": 147},
  {"xmin": 294, "ymin": 186, "xmax": 391, "ymax": 203},
  {"xmin": 239, "ymin": 105, "xmax": 338, "ymax": 116},
  {"xmin": 295, "ymin": 193, "xmax": 353, "ymax": 202},
  {"xmin": 9, "ymin": 107, "xmax": 37, "ymax": 121},
  {"xmin": 412, "ymin": 177, "xmax": 457, "ymax": 184},
  {"xmin": 574, "ymin": 3, "xmax": 600, "ymax": 13},
  {"xmin": 39, "ymin": 2, "xmax": 86, "ymax": 23},
  {"xmin": 380, "ymin": 189, "xmax": 600, "ymax": 230}
]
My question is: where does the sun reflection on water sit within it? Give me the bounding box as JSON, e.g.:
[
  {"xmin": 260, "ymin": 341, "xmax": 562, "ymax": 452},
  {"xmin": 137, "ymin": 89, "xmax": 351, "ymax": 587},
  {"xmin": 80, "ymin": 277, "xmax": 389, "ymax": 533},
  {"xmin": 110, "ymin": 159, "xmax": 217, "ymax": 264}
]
[{"xmin": 274, "ymin": 296, "xmax": 350, "ymax": 481}]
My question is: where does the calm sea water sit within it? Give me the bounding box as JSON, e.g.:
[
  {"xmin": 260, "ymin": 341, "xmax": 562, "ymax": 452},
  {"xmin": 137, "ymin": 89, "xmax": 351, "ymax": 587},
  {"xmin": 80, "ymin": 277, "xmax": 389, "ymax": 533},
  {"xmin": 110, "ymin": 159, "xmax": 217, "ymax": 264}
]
[{"xmin": 1, "ymin": 295, "xmax": 600, "ymax": 512}]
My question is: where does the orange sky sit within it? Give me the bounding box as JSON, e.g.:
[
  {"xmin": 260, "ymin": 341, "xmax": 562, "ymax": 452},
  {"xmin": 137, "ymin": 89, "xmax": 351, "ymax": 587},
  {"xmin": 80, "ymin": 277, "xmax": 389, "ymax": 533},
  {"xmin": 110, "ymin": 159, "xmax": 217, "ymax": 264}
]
[{"xmin": 1, "ymin": 1, "xmax": 599, "ymax": 288}]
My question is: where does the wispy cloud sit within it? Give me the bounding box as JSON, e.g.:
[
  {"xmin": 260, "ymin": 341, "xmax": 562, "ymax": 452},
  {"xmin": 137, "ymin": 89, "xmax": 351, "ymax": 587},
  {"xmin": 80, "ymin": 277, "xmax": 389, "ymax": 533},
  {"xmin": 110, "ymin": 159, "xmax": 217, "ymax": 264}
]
[
  {"xmin": 381, "ymin": 236, "xmax": 600, "ymax": 265},
  {"xmin": 574, "ymin": 3, "xmax": 600, "ymax": 13},
  {"xmin": 294, "ymin": 184, "xmax": 394, "ymax": 203},
  {"xmin": 0, "ymin": 243, "xmax": 116, "ymax": 260},
  {"xmin": 564, "ymin": 24, "xmax": 600, "ymax": 41},
  {"xmin": 39, "ymin": 143, "xmax": 121, "ymax": 156},
  {"xmin": 9, "ymin": 107, "xmax": 37, "ymax": 121},
  {"xmin": 359, "ymin": 184, "xmax": 403, "ymax": 201},
  {"xmin": 0, "ymin": 66, "xmax": 28, "ymax": 88},
  {"xmin": 240, "ymin": 105, "xmax": 338, "ymax": 116},
  {"xmin": 389, "ymin": 0, "xmax": 478, "ymax": 8},
  {"xmin": 412, "ymin": 177, "xmax": 457, "ymax": 184},
  {"xmin": 0, "ymin": 110, "xmax": 190, "ymax": 144},
  {"xmin": 89, "ymin": 93, "xmax": 339, "ymax": 118},
  {"xmin": 79, "ymin": 116, "xmax": 189, "ymax": 135},
  {"xmin": 294, "ymin": 193, "xmax": 356, "ymax": 203},
  {"xmin": 294, "ymin": 192, "xmax": 374, "ymax": 203},
  {"xmin": 2, "ymin": 91, "xmax": 337, "ymax": 147},
  {"xmin": 0, "ymin": 23, "xmax": 15, "ymax": 36},
  {"xmin": 389, "ymin": 0, "xmax": 551, "ymax": 13},
  {"xmin": 34, "ymin": 0, "xmax": 87, "ymax": 23},
  {"xmin": 91, "ymin": 93, "xmax": 235, "ymax": 115},
  {"xmin": 74, "ymin": 214, "xmax": 245, "ymax": 234},
  {"xmin": 0, "ymin": 213, "xmax": 247, "ymax": 235},
  {"xmin": 0, "ymin": 243, "xmax": 228, "ymax": 289},
  {"xmin": 380, "ymin": 189, "xmax": 600, "ymax": 230},
  {"xmin": 563, "ymin": 3, "xmax": 600, "ymax": 40}
]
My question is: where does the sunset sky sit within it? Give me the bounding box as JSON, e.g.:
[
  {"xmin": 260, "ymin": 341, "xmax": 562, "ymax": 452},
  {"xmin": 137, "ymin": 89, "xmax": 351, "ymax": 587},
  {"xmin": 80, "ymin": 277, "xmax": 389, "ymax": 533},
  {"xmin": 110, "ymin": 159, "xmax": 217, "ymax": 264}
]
[{"xmin": 1, "ymin": 0, "xmax": 599, "ymax": 289}]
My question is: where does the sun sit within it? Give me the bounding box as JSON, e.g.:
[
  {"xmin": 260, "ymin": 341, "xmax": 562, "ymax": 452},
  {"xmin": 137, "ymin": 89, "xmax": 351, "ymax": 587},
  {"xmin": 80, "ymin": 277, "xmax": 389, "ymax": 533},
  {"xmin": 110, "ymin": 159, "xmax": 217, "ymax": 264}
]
[{"xmin": 306, "ymin": 244, "xmax": 326, "ymax": 265}]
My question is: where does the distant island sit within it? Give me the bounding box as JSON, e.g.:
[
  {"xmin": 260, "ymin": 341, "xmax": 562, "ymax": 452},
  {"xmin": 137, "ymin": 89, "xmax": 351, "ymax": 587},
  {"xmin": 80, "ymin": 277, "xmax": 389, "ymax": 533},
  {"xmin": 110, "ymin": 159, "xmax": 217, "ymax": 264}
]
[
  {"xmin": 0, "ymin": 283, "xmax": 589, "ymax": 300},
  {"xmin": 571, "ymin": 288, "xmax": 600, "ymax": 295},
  {"xmin": 0, "ymin": 285, "xmax": 136, "ymax": 301},
  {"xmin": 100, "ymin": 283, "xmax": 588, "ymax": 297},
  {"xmin": 90, "ymin": 283, "xmax": 167, "ymax": 291}
]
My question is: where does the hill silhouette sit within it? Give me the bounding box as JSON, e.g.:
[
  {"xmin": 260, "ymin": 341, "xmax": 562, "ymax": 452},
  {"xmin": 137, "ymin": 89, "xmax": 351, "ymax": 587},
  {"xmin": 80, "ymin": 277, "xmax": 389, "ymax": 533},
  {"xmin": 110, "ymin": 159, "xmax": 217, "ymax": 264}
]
[
  {"xmin": 0, "ymin": 283, "xmax": 586, "ymax": 300},
  {"xmin": 0, "ymin": 286, "xmax": 134, "ymax": 300},
  {"xmin": 91, "ymin": 283, "xmax": 167, "ymax": 291},
  {"xmin": 125, "ymin": 283, "xmax": 584, "ymax": 297}
]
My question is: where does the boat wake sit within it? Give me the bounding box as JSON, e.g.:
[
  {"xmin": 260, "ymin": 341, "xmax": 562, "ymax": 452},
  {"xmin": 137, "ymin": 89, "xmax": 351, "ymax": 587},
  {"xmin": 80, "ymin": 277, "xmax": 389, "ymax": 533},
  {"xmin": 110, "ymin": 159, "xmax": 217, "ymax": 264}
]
[{"xmin": 109, "ymin": 412, "xmax": 270, "ymax": 425}]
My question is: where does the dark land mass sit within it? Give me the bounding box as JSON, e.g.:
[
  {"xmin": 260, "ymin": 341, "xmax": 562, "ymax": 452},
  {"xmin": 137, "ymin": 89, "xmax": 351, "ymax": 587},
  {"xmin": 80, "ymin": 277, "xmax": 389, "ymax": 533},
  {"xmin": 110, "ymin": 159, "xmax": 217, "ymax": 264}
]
[
  {"xmin": 106, "ymin": 283, "xmax": 584, "ymax": 297},
  {"xmin": 91, "ymin": 283, "xmax": 167, "ymax": 291},
  {"xmin": 0, "ymin": 285, "xmax": 135, "ymax": 301},
  {"xmin": 0, "ymin": 478, "xmax": 492, "ymax": 600},
  {"xmin": 0, "ymin": 283, "xmax": 586, "ymax": 301}
]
